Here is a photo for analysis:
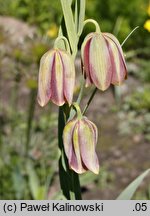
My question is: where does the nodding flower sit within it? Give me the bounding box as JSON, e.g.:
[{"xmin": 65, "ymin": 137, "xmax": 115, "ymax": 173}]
[
  {"xmin": 63, "ymin": 104, "xmax": 99, "ymax": 174},
  {"xmin": 81, "ymin": 26, "xmax": 127, "ymax": 91},
  {"xmin": 37, "ymin": 48, "xmax": 75, "ymax": 107}
]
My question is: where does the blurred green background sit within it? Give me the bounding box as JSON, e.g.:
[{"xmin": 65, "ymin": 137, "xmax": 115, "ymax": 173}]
[{"xmin": 0, "ymin": 0, "xmax": 150, "ymax": 200}]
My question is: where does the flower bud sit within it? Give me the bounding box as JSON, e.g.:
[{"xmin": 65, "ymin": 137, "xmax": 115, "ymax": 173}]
[
  {"xmin": 37, "ymin": 49, "xmax": 75, "ymax": 106},
  {"xmin": 81, "ymin": 32, "xmax": 127, "ymax": 91},
  {"xmin": 63, "ymin": 116, "xmax": 99, "ymax": 174}
]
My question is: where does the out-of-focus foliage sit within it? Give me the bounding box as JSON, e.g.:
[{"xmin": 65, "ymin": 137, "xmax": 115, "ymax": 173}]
[
  {"xmin": 0, "ymin": 0, "xmax": 149, "ymax": 48},
  {"xmin": 135, "ymin": 59, "xmax": 150, "ymax": 82},
  {"xmin": 118, "ymin": 87, "xmax": 150, "ymax": 141},
  {"xmin": 0, "ymin": 103, "xmax": 59, "ymax": 199},
  {"xmin": 126, "ymin": 87, "xmax": 150, "ymax": 111},
  {"xmin": 86, "ymin": 0, "xmax": 149, "ymax": 48},
  {"xmin": 0, "ymin": 0, "xmax": 61, "ymax": 33},
  {"xmin": 0, "ymin": 25, "xmax": 59, "ymax": 199}
]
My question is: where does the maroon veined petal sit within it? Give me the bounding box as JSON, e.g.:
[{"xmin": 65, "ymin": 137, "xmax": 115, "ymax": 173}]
[
  {"xmin": 79, "ymin": 118, "xmax": 99, "ymax": 174},
  {"xmin": 103, "ymin": 33, "xmax": 127, "ymax": 72},
  {"xmin": 70, "ymin": 120, "xmax": 87, "ymax": 174},
  {"xmin": 70, "ymin": 148, "xmax": 87, "ymax": 174},
  {"xmin": 63, "ymin": 118, "xmax": 78, "ymax": 164},
  {"xmin": 103, "ymin": 34, "xmax": 127, "ymax": 85},
  {"xmin": 89, "ymin": 33, "xmax": 112, "ymax": 91},
  {"xmin": 59, "ymin": 50, "xmax": 75, "ymax": 105},
  {"xmin": 37, "ymin": 50, "xmax": 55, "ymax": 107},
  {"xmin": 81, "ymin": 34, "xmax": 94, "ymax": 87},
  {"xmin": 84, "ymin": 117, "xmax": 98, "ymax": 146},
  {"xmin": 51, "ymin": 50, "xmax": 65, "ymax": 106}
]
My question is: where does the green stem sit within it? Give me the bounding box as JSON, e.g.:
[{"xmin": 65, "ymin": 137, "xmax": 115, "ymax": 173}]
[
  {"xmin": 76, "ymin": 77, "xmax": 85, "ymax": 104},
  {"xmin": 25, "ymin": 89, "xmax": 36, "ymax": 156},
  {"xmin": 68, "ymin": 77, "xmax": 85, "ymax": 121},
  {"xmin": 121, "ymin": 26, "xmax": 139, "ymax": 47},
  {"xmin": 82, "ymin": 87, "xmax": 97, "ymax": 115},
  {"xmin": 72, "ymin": 103, "xmax": 82, "ymax": 119},
  {"xmin": 83, "ymin": 19, "xmax": 101, "ymax": 33},
  {"xmin": 54, "ymin": 36, "xmax": 71, "ymax": 53},
  {"xmin": 0, "ymin": 116, "xmax": 2, "ymax": 149}
]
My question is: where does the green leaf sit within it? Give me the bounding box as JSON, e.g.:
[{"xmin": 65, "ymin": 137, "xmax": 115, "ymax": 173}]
[
  {"xmin": 60, "ymin": 0, "xmax": 77, "ymax": 55},
  {"xmin": 57, "ymin": 0, "xmax": 73, "ymax": 51},
  {"xmin": 52, "ymin": 191, "xmax": 67, "ymax": 200},
  {"xmin": 75, "ymin": 0, "xmax": 79, "ymax": 33},
  {"xmin": 26, "ymin": 162, "xmax": 42, "ymax": 200},
  {"xmin": 36, "ymin": 186, "xmax": 46, "ymax": 200},
  {"xmin": 117, "ymin": 168, "xmax": 150, "ymax": 200},
  {"xmin": 78, "ymin": 0, "xmax": 86, "ymax": 36},
  {"xmin": 12, "ymin": 167, "xmax": 26, "ymax": 199},
  {"xmin": 74, "ymin": 0, "xmax": 85, "ymax": 37}
]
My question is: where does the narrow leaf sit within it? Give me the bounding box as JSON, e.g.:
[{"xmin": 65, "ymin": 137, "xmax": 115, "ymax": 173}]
[
  {"xmin": 60, "ymin": 0, "xmax": 77, "ymax": 54},
  {"xmin": 58, "ymin": 0, "xmax": 73, "ymax": 50},
  {"xmin": 26, "ymin": 162, "xmax": 40, "ymax": 200},
  {"xmin": 75, "ymin": 0, "xmax": 79, "ymax": 33},
  {"xmin": 117, "ymin": 168, "xmax": 150, "ymax": 200},
  {"xmin": 78, "ymin": 0, "xmax": 86, "ymax": 36}
]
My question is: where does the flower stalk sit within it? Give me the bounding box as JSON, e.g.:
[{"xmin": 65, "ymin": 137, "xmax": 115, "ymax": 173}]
[
  {"xmin": 54, "ymin": 36, "xmax": 71, "ymax": 53},
  {"xmin": 83, "ymin": 19, "xmax": 101, "ymax": 33}
]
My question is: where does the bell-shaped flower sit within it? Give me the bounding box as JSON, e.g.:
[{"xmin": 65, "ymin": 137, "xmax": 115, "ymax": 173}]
[
  {"xmin": 37, "ymin": 49, "xmax": 75, "ymax": 106},
  {"xmin": 81, "ymin": 32, "xmax": 127, "ymax": 91},
  {"xmin": 63, "ymin": 111, "xmax": 99, "ymax": 174}
]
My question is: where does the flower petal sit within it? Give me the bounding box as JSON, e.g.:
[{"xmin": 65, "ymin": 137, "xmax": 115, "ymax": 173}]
[
  {"xmin": 103, "ymin": 33, "xmax": 127, "ymax": 71},
  {"xmin": 79, "ymin": 119, "xmax": 99, "ymax": 174},
  {"xmin": 51, "ymin": 51, "xmax": 65, "ymax": 106},
  {"xmin": 81, "ymin": 34, "xmax": 94, "ymax": 87},
  {"xmin": 37, "ymin": 50, "xmax": 54, "ymax": 107},
  {"xmin": 85, "ymin": 117, "xmax": 98, "ymax": 146},
  {"xmin": 63, "ymin": 118, "xmax": 77, "ymax": 164},
  {"xmin": 59, "ymin": 50, "xmax": 75, "ymax": 105},
  {"xmin": 70, "ymin": 121, "xmax": 87, "ymax": 174},
  {"xmin": 89, "ymin": 34, "xmax": 112, "ymax": 91},
  {"xmin": 103, "ymin": 34, "xmax": 127, "ymax": 85}
]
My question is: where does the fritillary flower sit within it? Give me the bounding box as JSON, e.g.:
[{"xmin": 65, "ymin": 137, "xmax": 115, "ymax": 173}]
[
  {"xmin": 81, "ymin": 31, "xmax": 127, "ymax": 91},
  {"xmin": 37, "ymin": 49, "xmax": 75, "ymax": 106},
  {"xmin": 63, "ymin": 113, "xmax": 99, "ymax": 174}
]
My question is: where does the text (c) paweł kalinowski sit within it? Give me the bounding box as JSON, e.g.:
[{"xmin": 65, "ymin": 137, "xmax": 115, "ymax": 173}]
[{"xmin": 20, "ymin": 202, "xmax": 104, "ymax": 212}]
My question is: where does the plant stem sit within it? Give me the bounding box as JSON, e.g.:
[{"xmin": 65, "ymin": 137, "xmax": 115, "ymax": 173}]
[
  {"xmin": 83, "ymin": 19, "xmax": 101, "ymax": 33},
  {"xmin": 82, "ymin": 87, "xmax": 97, "ymax": 115},
  {"xmin": 121, "ymin": 26, "xmax": 139, "ymax": 47},
  {"xmin": 73, "ymin": 103, "xmax": 82, "ymax": 119},
  {"xmin": 25, "ymin": 89, "xmax": 36, "ymax": 156},
  {"xmin": 68, "ymin": 77, "xmax": 85, "ymax": 121},
  {"xmin": 54, "ymin": 36, "xmax": 71, "ymax": 53}
]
